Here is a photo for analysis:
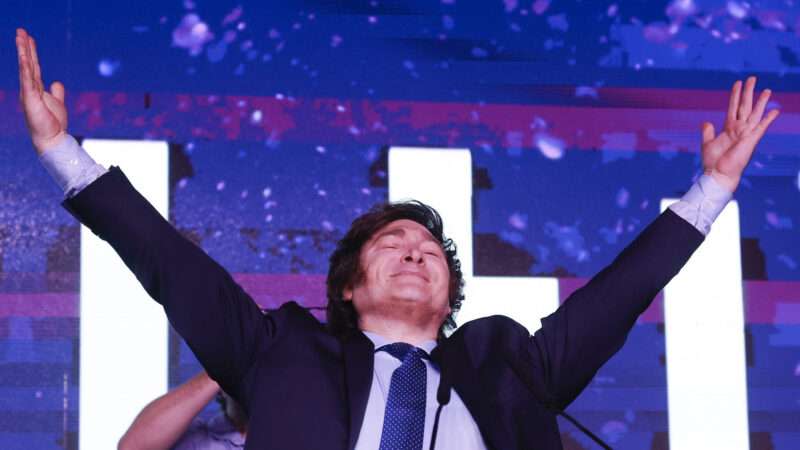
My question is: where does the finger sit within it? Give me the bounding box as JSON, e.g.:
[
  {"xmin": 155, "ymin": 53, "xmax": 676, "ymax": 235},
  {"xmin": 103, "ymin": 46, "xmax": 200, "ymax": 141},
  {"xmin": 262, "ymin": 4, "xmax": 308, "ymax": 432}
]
[
  {"xmin": 16, "ymin": 33, "xmax": 27, "ymax": 89},
  {"xmin": 28, "ymin": 35, "xmax": 44, "ymax": 94},
  {"xmin": 731, "ymin": 108, "xmax": 777, "ymax": 164},
  {"xmin": 701, "ymin": 122, "xmax": 715, "ymax": 145},
  {"xmin": 50, "ymin": 81, "xmax": 65, "ymax": 103},
  {"xmin": 747, "ymin": 88, "xmax": 771, "ymax": 126},
  {"xmin": 737, "ymin": 76, "xmax": 756, "ymax": 120},
  {"xmin": 16, "ymin": 33, "xmax": 36, "ymax": 98},
  {"xmin": 753, "ymin": 109, "xmax": 780, "ymax": 139},
  {"xmin": 726, "ymin": 80, "xmax": 742, "ymax": 124},
  {"xmin": 25, "ymin": 36, "xmax": 41, "ymax": 93}
]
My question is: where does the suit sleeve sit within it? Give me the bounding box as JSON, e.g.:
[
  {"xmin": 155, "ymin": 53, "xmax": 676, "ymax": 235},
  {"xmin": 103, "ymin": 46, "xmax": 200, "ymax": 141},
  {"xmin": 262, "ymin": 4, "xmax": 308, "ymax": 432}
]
[
  {"xmin": 521, "ymin": 209, "xmax": 704, "ymax": 409},
  {"xmin": 62, "ymin": 167, "xmax": 274, "ymax": 403}
]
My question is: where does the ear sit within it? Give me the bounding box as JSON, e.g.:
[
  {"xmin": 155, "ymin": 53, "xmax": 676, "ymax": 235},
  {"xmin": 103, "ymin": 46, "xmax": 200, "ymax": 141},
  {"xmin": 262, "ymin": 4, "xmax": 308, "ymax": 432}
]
[{"xmin": 342, "ymin": 286, "xmax": 353, "ymax": 302}]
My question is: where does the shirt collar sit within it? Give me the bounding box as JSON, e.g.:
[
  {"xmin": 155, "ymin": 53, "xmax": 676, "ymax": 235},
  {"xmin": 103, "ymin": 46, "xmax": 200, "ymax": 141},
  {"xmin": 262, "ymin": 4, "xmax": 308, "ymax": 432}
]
[{"xmin": 362, "ymin": 330, "xmax": 437, "ymax": 355}]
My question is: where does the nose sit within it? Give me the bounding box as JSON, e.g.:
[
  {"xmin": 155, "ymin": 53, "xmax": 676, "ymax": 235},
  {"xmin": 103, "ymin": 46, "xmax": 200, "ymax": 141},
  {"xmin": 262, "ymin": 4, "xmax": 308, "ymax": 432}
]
[{"xmin": 403, "ymin": 247, "xmax": 424, "ymax": 264}]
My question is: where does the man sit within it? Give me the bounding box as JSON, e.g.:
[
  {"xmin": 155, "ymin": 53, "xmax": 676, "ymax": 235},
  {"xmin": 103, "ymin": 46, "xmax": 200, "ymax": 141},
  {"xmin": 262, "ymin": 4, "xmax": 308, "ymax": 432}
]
[
  {"xmin": 16, "ymin": 28, "xmax": 778, "ymax": 449},
  {"xmin": 119, "ymin": 371, "xmax": 247, "ymax": 450}
]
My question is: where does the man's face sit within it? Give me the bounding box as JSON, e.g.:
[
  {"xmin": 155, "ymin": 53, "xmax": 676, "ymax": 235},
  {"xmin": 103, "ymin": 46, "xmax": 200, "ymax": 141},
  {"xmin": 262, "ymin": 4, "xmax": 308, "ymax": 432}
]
[{"xmin": 344, "ymin": 219, "xmax": 451, "ymax": 329}]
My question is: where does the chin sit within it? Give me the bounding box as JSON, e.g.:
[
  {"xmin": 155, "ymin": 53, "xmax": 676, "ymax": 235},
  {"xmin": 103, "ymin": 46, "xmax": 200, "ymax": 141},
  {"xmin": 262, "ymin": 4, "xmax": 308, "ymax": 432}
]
[
  {"xmin": 387, "ymin": 282, "xmax": 427, "ymax": 299},
  {"xmin": 390, "ymin": 291, "xmax": 430, "ymax": 304}
]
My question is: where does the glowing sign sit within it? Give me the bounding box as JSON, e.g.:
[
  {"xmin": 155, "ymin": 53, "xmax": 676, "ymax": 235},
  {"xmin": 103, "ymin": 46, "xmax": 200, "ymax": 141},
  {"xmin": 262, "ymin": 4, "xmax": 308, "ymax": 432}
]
[{"xmin": 79, "ymin": 139, "xmax": 169, "ymax": 450}]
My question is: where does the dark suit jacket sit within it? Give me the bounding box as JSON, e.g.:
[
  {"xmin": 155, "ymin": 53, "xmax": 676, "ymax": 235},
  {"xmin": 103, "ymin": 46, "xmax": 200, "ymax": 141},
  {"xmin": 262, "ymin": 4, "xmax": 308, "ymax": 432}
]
[{"xmin": 64, "ymin": 167, "xmax": 704, "ymax": 450}]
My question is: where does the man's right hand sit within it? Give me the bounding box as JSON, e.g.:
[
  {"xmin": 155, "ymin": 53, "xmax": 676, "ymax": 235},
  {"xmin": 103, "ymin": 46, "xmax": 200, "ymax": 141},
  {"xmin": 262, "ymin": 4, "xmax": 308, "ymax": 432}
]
[{"xmin": 16, "ymin": 28, "xmax": 68, "ymax": 155}]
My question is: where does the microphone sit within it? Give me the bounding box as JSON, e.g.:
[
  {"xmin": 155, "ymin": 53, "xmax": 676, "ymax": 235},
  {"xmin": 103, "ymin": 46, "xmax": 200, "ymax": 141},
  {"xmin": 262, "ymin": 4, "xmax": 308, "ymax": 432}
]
[
  {"xmin": 429, "ymin": 363, "xmax": 452, "ymax": 450},
  {"xmin": 430, "ymin": 361, "xmax": 611, "ymax": 450},
  {"xmin": 436, "ymin": 371, "xmax": 451, "ymax": 405}
]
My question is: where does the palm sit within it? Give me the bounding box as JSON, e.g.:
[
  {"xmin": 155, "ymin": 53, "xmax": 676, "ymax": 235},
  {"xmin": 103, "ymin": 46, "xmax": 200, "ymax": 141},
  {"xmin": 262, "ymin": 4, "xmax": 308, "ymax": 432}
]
[
  {"xmin": 16, "ymin": 29, "xmax": 68, "ymax": 153},
  {"xmin": 26, "ymin": 89, "xmax": 66, "ymax": 135},
  {"xmin": 701, "ymin": 77, "xmax": 779, "ymax": 192}
]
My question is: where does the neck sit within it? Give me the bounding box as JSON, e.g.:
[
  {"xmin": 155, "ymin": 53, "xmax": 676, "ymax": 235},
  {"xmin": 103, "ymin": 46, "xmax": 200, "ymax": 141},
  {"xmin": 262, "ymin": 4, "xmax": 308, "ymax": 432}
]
[{"xmin": 358, "ymin": 315, "xmax": 437, "ymax": 346}]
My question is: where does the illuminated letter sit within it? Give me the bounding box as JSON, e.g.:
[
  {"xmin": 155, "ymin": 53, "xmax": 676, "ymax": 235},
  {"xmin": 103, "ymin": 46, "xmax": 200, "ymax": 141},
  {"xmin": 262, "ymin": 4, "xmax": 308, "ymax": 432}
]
[
  {"xmin": 80, "ymin": 139, "xmax": 169, "ymax": 449},
  {"xmin": 661, "ymin": 199, "xmax": 749, "ymax": 449}
]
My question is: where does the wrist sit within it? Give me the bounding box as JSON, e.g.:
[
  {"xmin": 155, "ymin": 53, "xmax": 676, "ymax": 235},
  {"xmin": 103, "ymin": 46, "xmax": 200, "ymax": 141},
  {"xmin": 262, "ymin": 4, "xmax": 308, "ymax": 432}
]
[
  {"xmin": 706, "ymin": 169, "xmax": 738, "ymax": 194},
  {"xmin": 33, "ymin": 131, "xmax": 68, "ymax": 155},
  {"xmin": 190, "ymin": 372, "xmax": 221, "ymax": 401}
]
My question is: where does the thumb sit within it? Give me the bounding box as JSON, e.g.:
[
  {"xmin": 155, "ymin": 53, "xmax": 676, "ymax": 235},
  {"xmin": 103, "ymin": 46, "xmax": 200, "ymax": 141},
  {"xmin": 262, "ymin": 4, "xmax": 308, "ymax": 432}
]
[
  {"xmin": 50, "ymin": 81, "xmax": 65, "ymax": 102},
  {"xmin": 701, "ymin": 122, "xmax": 715, "ymax": 145}
]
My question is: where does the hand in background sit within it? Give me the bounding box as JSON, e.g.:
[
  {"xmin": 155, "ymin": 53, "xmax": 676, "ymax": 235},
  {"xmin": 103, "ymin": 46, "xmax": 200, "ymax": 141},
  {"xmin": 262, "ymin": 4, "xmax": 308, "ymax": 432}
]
[
  {"xmin": 702, "ymin": 76, "xmax": 780, "ymax": 193},
  {"xmin": 16, "ymin": 28, "xmax": 67, "ymax": 155}
]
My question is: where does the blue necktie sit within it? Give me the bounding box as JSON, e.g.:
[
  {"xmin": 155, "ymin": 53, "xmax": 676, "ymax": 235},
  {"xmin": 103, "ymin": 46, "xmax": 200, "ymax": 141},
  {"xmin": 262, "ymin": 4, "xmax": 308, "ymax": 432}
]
[{"xmin": 378, "ymin": 342, "xmax": 428, "ymax": 450}]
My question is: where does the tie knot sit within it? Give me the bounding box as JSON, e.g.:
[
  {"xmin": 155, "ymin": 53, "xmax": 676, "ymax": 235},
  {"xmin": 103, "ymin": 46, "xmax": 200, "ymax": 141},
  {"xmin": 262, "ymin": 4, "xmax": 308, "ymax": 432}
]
[{"xmin": 378, "ymin": 342, "xmax": 428, "ymax": 363}]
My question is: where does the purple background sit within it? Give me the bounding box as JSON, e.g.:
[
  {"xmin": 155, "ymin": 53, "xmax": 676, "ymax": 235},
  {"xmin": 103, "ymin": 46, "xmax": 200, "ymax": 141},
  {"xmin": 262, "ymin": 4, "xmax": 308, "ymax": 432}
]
[{"xmin": 1, "ymin": 1, "xmax": 799, "ymax": 448}]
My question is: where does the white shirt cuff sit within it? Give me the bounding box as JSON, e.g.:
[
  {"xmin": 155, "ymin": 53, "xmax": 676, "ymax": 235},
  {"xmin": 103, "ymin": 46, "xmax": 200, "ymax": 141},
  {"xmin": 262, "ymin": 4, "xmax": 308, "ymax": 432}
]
[
  {"xmin": 38, "ymin": 134, "xmax": 108, "ymax": 198},
  {"xmin": 668, "ymin": 174, "xmax": 733, "ymax": 236}
]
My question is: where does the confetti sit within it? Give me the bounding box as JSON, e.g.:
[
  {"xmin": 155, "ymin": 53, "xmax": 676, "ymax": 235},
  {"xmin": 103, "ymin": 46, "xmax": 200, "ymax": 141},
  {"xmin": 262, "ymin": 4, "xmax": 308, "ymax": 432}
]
[
  {"xmin": 97, "ymin": 59, "xmax": 120, "ymax": 77},
  {"xmin": 535, "ymin": 133, "xmax": 565, "ymax": 160},
  {"xmin": 172, "ymin": 13, "xmax": 214, "ymax": 56}
]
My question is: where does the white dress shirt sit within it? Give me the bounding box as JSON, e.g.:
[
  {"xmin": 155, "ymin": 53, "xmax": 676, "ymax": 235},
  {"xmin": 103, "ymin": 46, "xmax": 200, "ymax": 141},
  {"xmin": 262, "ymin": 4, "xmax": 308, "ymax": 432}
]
[{"xmin": 355, "ymin": 332, "xmax": 487, "ymax": 450}]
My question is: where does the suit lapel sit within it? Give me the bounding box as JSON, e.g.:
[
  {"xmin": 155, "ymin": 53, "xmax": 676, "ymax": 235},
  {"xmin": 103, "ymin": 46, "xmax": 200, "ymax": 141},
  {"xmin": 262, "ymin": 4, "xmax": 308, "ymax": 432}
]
[
  {"xmin": 434, "ymin": 333, "xmax": 505, "ymax": 450},
  {"xmin": 343, "ymin": 331, "xmax": 375, "ymax": 450}
]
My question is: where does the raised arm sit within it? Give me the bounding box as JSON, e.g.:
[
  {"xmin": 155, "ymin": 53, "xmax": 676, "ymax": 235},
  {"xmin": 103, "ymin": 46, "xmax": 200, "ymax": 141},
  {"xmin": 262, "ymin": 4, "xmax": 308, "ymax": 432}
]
[
  {"xmin": 16, "ymin": 29, "xmax": 275, "ymax": 404},
  {"xmin": 526, "ymin": 78, "xmax": 779, "ymax": 409},
  {"xmin": 118, "ymin": 372, "xmax": 220, "ymax": 450}
]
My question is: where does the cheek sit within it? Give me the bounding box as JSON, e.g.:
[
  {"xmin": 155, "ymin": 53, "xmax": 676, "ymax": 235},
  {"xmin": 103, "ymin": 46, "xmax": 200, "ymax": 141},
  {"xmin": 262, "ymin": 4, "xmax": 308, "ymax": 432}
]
[
  {"xmin": 434, "ymin": 264, "xmax": 451, "ymax": 292},
  {"xmin": 361, "ymin": 253, "xmax": 388, "ymax": 286}
]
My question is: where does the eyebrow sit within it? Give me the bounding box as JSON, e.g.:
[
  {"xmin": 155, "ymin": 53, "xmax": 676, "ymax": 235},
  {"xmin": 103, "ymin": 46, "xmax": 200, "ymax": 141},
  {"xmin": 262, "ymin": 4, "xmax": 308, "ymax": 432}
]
[{"xmin": 373, "ymin": 227, "xmax": 438, "ymax": 244}]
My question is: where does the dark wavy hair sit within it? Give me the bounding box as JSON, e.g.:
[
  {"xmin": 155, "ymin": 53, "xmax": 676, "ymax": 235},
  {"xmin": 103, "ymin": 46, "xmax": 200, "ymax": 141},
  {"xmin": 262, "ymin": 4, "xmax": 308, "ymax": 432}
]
[{"xmin": 326, "ymin": 201, "xmax": 465, "ymax": 341}]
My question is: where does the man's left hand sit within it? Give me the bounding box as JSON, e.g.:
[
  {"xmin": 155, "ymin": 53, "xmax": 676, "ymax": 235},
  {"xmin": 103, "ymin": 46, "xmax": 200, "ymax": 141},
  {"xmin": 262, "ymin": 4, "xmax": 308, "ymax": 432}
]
[{"xmin": 702, "ymin": 76, "xmax": 780, "ymax": 193}]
